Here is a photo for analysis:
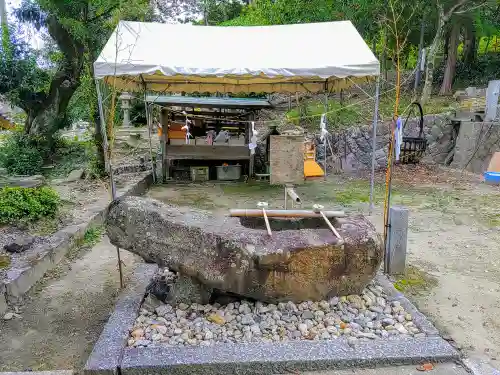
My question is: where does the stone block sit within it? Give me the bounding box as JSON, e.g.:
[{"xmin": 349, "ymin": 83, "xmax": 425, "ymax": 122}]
[
  {"xmin": 106, "ymin": 197, "xmax": 383, "ymax": 303},
  {"xmin": 386, "ymin": 206, "xmax": 409, "ymax": 275},
  {"xmin": 0, "ymin": 175, "xmax": 46, "ymax": 188},
  {"xmin": 66, "ymin": 168, "xmax": 85, "ymax": 182}
]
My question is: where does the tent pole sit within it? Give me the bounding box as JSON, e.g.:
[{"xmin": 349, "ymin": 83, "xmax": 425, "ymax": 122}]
[
  {"xmin": 369, "ymin": 76, "xmax": 381, "ymax": 215},
  {"xmin": 144, "ymin": 95, "xmax": 156, "ymax": 183},
  {"xmin": 95, "ymin": 78, "xmax": 124, "ymax": 289},
  {"xmin": 161, "ymin": 108, "xmax": 169, "ymax": 183}
]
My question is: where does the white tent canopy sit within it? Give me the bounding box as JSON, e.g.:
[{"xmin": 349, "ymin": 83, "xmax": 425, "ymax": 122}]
[{"xmin": 94, "ymin": 20, "xmax": 380, "ymax": 93}]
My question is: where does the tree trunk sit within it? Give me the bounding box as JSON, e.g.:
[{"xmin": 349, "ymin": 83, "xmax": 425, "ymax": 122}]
[
  {"xmin": 439, "ymin": 23, "xmax": 460, "ymax": 96},
  {"xmin": 88, "ymin": 61, "xmax": 106, "ymax": 175},
  {"xmin": 421, "ymin": 13, "xmax": 446, "ymax": 105},
  {"xmin": 28, "ymin": 67, "xmax": 81, "ymax": 140},
  {"xmin": 462, "ymin": 22, "xmax": 476, "ymax": 64}
]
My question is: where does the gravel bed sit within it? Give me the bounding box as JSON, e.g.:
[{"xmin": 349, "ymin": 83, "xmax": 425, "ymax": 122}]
[{"xmin": 127, "ymin": 269, "xmax": 424, "ymax": 348}]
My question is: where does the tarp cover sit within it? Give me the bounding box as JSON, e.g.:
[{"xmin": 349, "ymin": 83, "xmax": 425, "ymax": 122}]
[{"xmin": 94, "ymin": 20, "xmax": 379, "ymax": 93}]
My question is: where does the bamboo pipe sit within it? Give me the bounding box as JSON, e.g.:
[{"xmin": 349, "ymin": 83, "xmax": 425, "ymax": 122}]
[
  {"xmin": 286, "ymin": 187, "xmax": 301, "ymax": 203},
  {"xmin": 229, "ymin": 209, "xmax": 345, "ymax": 218},
  {"xmin": 319, "ymin": 210, "xmax": 342, "ymax": 240},
  {"xmin": 262, "ymin": 208, "xmax": 272, "ymax": 236},
  {"xmin": 257, "ymin": 202, "xmax": 272, "ymax": 236}
]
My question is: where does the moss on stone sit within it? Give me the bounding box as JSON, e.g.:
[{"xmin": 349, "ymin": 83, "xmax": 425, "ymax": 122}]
[
  {"xmin": 0, "ymin": 254, "xmax": 11, "ymax": 269},
  {"xmin": 393, "ymin": 265, "xmax": 438, "ymax": 295}
]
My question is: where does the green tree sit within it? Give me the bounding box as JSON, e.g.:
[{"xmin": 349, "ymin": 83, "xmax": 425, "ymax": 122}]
[
  {"xmin": 420, "ymin": 0, "xmax": 497, "ymax": 104},
  {"xmin": 0, "ymin": 24, "xmax": 52, "ymax": 129},
  {"xmin": 14, "ymin": 0, "xmax": 153, "ymax": 170}
]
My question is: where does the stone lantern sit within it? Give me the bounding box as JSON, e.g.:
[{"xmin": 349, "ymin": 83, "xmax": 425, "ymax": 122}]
[{"xmin": 119, "ymin": 92, "xmax": 133, "ymax": 127}]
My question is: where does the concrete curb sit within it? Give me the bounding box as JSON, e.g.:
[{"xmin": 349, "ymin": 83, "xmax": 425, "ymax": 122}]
[
  {"xmin": 0, "ymin": 172, "xmax": 154, "ymax": 312},
  {"xmin": 84, "ymin": 263, "xmax": 158, "ymax": 375},
  {"xmin": 85, "ymin": 271, "xmax": 460, "ymax": 375},
  {"xmin": 120, "ymin": 336, "xmax": 458, "ymax": 375}
]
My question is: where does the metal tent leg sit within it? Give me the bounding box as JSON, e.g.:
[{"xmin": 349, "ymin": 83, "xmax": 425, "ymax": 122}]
[{"xmin": 369, "ymin": 76, "xmax": 381, "ymax": 215}]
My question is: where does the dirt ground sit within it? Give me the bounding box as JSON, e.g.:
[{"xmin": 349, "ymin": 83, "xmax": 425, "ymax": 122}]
[
  {"xmin": 1, "ymin": 164, "xmax": 499, "ymax": 371},
  {"xmin": 0, "ymin": 236, "xmax": 141, "ymax": 371}
]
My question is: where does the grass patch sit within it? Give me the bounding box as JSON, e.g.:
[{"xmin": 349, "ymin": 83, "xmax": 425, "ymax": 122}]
[
  {"xmin": 81, "ymin": 226, "xmax": 104, "ymax": 247},
  {"xmin": 393, "ymin": 265, "xmax": 438, "ymax": 295}
]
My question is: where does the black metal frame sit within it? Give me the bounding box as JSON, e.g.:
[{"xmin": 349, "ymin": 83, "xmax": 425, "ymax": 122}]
[{"xmin": 400, "ymin": 102, "xmax": 427, "ymax": 164}]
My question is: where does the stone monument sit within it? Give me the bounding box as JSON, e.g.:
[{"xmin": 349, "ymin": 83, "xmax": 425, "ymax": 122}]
[{"xmin": 119, "ymin": 92, "xmax": 134, "ymax": 127}]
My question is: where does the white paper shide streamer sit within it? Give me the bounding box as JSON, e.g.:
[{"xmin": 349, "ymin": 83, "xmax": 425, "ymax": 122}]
[
  {"xmin": 181, "ymin": 111, "xmax": 192, "ymax": 145},
  {"xmin": 249, "ymin": 121, "xmax": 258, "ymax": 155}
]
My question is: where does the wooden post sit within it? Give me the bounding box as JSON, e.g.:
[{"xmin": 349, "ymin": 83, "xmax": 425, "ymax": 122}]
[{"xmin": 161, "ymin": 109, "xmax": 169, "ymax": 182}]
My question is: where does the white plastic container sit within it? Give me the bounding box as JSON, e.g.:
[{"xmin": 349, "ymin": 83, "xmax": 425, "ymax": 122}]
[{"xmin": 216, "ymin": 165, "xmax": 241, "ymax": 181}]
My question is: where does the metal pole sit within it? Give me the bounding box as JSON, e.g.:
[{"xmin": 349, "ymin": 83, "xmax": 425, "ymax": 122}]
[
  {"xmin": 95, "ymin": 78, "xmax": 123, "ymax": 288},
  {"xmin": 284, "ymin": 186, "xmax": 288, "ymax": 209},
  {"xmin": 369, "ymin": 76, "xmax": 381, "ymax": 215},
  {"xmin": 144, "ymin": 97, "xmax": 156, "ymax": 183}
]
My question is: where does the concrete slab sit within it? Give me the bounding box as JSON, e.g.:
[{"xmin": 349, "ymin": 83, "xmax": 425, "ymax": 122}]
[{"xmin": 120, "ymin": 336, "xmax": 459, "ymax": 375}]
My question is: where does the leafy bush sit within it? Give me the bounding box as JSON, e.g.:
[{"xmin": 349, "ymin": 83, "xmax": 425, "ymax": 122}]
[
  {"xmin": 0, "ymin": 186, "xmax": 60, "ymax": 224},
  {"xmin": 0, "ymin": 132, "xmax": 46, "ymax": 175}
]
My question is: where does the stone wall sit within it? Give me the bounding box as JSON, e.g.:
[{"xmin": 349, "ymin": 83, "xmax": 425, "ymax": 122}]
[
  {"xmin": 450, "ymin": 121, "xmax": 500, "ymax": 174},
  {"xmin": 317, "ymin": 113, "xmax": 456, "ymax": 171}
]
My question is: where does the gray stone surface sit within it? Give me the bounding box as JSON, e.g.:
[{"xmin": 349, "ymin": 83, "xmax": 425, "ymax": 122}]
[
  {"xmin": 106, "ymin": 196, "xmax": 383, "ymax": 303},
  {"xmin": 462, "ymin": 356, "xmax": 500, "ymax": 375},
  {"xmin": 387, "ymin": 206, "xmax": 409, "ymax": 275},
  {"xmin": 3, "ymin": 236, "xmax": 35, "ymax": 253},
  {"xmin": 0, "ymin": 371, "xmax": 73, "ymax": 375},
  {"xmin": 120, "ymin": 336, "xmax": 459, "ymax": 375},
  {"xmin": 0, "ymin": 175, "xmax": 46, "ymax": 188},
  {"xmin": 450, "ymin": 121, "xmax": 500, "ymax": 174},
  {"xmin": 0, "ymin": 284, "xmax": 7, "ymax": 315},
  {"xmin": 168, "ymin": 274, "xmax": 211, "ymax": 305},
  {"xmin": 84, "ymin": 263, "xmax": 158, "ymax": 375},
  {"xmin": 65, "ymin": 168, "xmax": 85, "ymax": 182},
  {"xmin": 299, "ymin": 363, "xmax": 469, "ymax": 375}
]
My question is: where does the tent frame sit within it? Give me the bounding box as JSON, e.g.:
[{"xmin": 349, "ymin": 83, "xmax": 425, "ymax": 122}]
[{"xmin": 92, "ymin": 20, "xmax": 382, "ymax": 287}]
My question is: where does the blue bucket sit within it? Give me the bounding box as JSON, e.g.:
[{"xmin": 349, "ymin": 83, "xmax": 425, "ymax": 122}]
[{"xmin": 484, "ymin": 171, "xmax": 500, "ymax": 184}]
